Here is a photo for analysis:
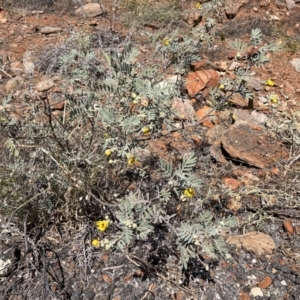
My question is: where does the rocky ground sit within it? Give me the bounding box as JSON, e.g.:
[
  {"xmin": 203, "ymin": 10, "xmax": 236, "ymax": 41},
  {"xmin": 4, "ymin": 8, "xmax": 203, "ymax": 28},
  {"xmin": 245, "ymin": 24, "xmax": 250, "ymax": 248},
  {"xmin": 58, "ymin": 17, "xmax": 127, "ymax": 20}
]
[{"xmin": 1, "ymin": 0, "xmax": 300, "ymax": 299}]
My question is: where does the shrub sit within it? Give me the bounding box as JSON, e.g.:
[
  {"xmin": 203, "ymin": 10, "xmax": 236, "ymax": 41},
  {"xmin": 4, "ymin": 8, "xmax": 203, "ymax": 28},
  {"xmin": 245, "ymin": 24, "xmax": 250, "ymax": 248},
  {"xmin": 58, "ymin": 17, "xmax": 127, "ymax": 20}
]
[{"xmin": 0, "ymin": 14, "xmax": 281, "ymax": 275}]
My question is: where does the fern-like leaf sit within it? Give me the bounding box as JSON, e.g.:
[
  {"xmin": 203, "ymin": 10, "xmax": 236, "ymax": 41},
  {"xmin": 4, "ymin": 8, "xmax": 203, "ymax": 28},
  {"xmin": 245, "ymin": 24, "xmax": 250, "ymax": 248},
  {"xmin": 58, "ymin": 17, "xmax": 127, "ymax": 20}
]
[
  {"xmin": 175, "ymin": 152, "xmax": 197, "ymax": 179},
  {"xmin": 250, "ymin": 28, "xmax": 263, "ymax": 46},
  {"xmin": 159, "ymin": 158, "xmax": 173, "ymax": 179},
  {"xmin": 229, "ymin": 39, "xmax": 248, "ymax": 55}
]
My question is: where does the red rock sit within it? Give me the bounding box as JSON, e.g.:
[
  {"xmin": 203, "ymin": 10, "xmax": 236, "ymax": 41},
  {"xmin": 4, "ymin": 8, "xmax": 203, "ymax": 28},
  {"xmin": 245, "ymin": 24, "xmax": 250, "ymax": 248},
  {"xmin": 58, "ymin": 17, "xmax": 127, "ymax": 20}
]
[
  {"xmin": 191, "ymin": 60, "xmax": 208, "ymax": 71},
  {"xmin": 186, "ymin": 70, "xmax": 220, "ymax": 97},
  {"xmin": 283, "ymin": 220, "xmax": 294, "ymax": 235},
  {"xmin": 102, "ymin": 274, "xmax": 113, "ymax": 283},
  {"xmin": 228, "ymin": 49, "xmax": 238, "ymax": 59},
  {"xmin": 224, "ymin": 178, "xmax": 240, "ymax": 190},
  {"xmin": 258, "ymin": 276, "xmax": 272, "ymax": 289},
  {"xmin": 190, "ymin": 98, "xmax": 197, "ymax": 104},
  {"xmin": 239, "ymin": 291, "xmax": 251, "ymax": 300},
  {"xmin": 228, "ymin": 61, "xmax": 241, "ymax": 71},
  {"xmin": 210, "ymin": 139, "xmax": 228, "ymax": 164},
  {"xmin": 270, "ymin": 167, "xmax": 280, "ymax": 175},
  {"xmin": 101, "ymin": 255, "xmax": 110, "ymax": 264},
  {"xmin": 0, "ymin": 9, "xmax": 8, "ymax": 24},
  {"xmin": 225, "ymin": 0, "xmax": 250, "ymax": 18},
  {"xmin": 191, "ymin": 135, "xmax": 202, "ymax": 145},
  {"xmin": 221, "ymin": 120, "xmax": 288, "ymax": 168},
  {"xmin": 284, "ymin": 82, "xmax": 295, "ymax": 98},
  {"xmin": 260, "ymin": 0, "xmax": 271, "ymax": 7},
  {"xmin": 183, "ymin": 10, "xmax": 202, "ymax": 25},
  {"xmin": 75, "ymin": 3, "xmax": 104, "ymax": 18},
  {"xmin": 5, "ymin": 78, "xmax": 19, "ymax": 93},
  {"xmin": 228, "ymin": 93, "xmax": 248, "ymax": 108},
  {"xmin": 217, "ymin": 61, "xmax": 228, "ymax": 71},
  {"xmin": 172, "ymin": 131, "xmax": 181, "ymax": 139},
  {"xmin": 36, "ymin": 78, "xmax": 55, "ymax": 92},
  {"xmin": 196, "ymin": 106, "xmax": 215, "ymax": 128},
  {"xmin": 171, "ymin": 98, "xmax": 195, "ymax": 120}
]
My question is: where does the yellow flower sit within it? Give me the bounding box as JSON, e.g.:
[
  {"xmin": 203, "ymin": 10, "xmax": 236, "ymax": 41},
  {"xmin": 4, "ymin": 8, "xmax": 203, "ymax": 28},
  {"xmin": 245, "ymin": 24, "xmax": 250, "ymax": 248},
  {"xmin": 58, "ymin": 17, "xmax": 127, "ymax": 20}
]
[
  {"xmin": 196, "ymin": 3, "xmax": 201, "ymax": 9},
  {"xmin": 127, "ymin": 156, "xmax": 138, "ymax": 165},
  {"xmin": 105, "ymin": 149, "xmax": 112, "ymax": 156},
  {"xmin": 265, "ymin": 79, "xmax": 275, "ymax": 87},
  {"xmin": 163, "ymin": 38, "xmax": 170, "ymax": 47},
  {"xmin": 183, "ymin": 187, "xmax": 195, "ymax": 199},
  {"xmin": 91, "ymin": 238, "xmax": 100, "ymax": 248},
  {"xmin": 219, "ymin": 84, "xmax": 225, "ymax": 90},
  {"xmin": 95, "ymin": 220, "xmax": 109, "ymax": 232},
  {"xmin": 270, "ymin": 94, "xmax": 278, "ymax": 103},
  {"xmin": 141, "ymin": 126, "xmax": 150, "ymax": 135}
]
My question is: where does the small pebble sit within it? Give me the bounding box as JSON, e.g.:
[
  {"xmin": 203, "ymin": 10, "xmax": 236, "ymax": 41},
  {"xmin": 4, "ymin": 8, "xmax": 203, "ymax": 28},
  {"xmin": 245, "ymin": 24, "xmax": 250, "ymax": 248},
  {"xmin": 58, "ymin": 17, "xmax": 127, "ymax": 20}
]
[
  {"xmin": 270, "ymin": 15, "xmax": 280, "ymax": 21},
  {"xmin": 251, "ymin": 287, "xmax": 263, "ymax": 297},
  {"xmin": 280, "ymin": 280, "xmax": 287, "ymax": 286},
  {"xmin": 259, "ymin": 96, "xmax": 268, "ymax": 103},
  {"xmin": 290, "ymin": 58, "xmax": 300, "ymax": 72}
]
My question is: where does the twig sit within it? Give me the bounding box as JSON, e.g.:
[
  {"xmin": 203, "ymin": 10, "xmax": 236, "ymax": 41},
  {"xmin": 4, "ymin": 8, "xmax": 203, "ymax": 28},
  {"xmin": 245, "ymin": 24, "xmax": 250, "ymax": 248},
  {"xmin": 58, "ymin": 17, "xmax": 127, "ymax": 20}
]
[
  {"xmin": 88, "ymin": 191, "xmax": 119, "ymax": 207},
  {"xmin": 24, "ymin": 212, "xmax": 29, "ymax": 269},
  {"xmin": 288, "ymin": 153, "xmax": 300, "ymax": 166},
  {"xmin": 102, "ymin": 265, "xmax": 124, "ymax": 271},
  {"xmin": 82, "ymin": 232, "xmax": 89, "ymax": 280},
  {"xmin": 140, "ymin": 284, "xmax": 156, "ymax": 300},
  {"xmin": 0, "ymin": 68, "xmax": 13, "ymax": 79}
]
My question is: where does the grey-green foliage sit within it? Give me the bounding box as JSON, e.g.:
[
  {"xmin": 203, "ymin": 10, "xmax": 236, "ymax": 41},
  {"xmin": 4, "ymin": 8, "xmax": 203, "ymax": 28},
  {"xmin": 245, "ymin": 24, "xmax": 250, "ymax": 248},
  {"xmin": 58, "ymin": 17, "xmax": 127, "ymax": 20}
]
[
  {"xmin": 5, "ymin": 138, "xmax": 19, "ymax": 157},
  {"xmin": 228, "ymin": 38, "xmax": 248, "ymax": 57},
  {"xmin": 0, "ymin": 25, "xmax": 240, "ymax": 275},
  {"xmin": 153, "ymin": 16, "xmax": 219, "ymax": 73},
  {"xmin": 112, "ymin": 189, "xmax": 237, "ymax": 270},
  {"xmin": 200, "ymin": 0, "xmax": 222, "ymax": 15},
  {"xmin": 119, "ymin": 0, "xmax": 181, "ymax": 28},
  {"xmin": 176, "ymin": 211, "xmax": 237, "ymax": 270},
  {"xmin": 250, "ymin": 28, "xmax": 263, "ymax": 46},
  {"xmin": 207, "ymin": 28, "xmax": 281, "ymax": 109},
  {"xmin": 229, "ymin": 28, "xmax": 282, "ymax": 65},
  {"xmin": 154, "ymin": 28, "xmax": 202, "ymax": 74},
  {"xmin": 58, "ymin": 49, "xmax": 101, "ymax": 86},
  {"xmin": 159, "ymin": 152, "xmax": 201, "ymax": 196},
  {"xmin": 113, "ymin": 191, "xmax": 174, "ymax": 251},
  {"xmin": 218, "ymin": 67, "xmax": 253, "ymax": 102},
  {"xmin": 269, "ymin": 110, "xmax": 300, "ymax": 150},
  {"xmin": 98, "ymin": 42, "xmax": 179, "ymax": 139}
]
